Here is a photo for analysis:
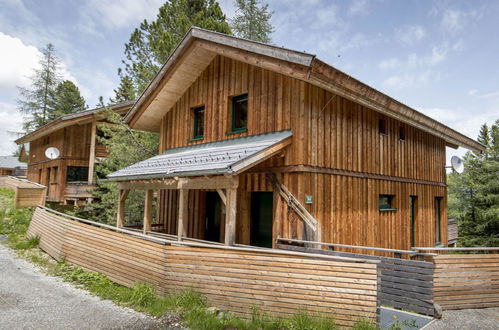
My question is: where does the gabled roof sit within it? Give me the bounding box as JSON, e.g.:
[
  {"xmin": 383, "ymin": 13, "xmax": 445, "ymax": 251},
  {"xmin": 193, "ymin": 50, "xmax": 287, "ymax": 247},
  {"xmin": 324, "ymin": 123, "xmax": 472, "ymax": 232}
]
[
  {"xmin": 125, "ymin": 27, "xmax": 484, "ymax": 152},
  {"xmin": 107, "ymin": 130, "xmax": 292, "ymax": 181},
  {"xmin": 15, "ymin": 101, "xmax": 134, "ymax": 145},
  {"xmin": 0, "ymin": 156, "xmax": 26, "ymax": 169}
]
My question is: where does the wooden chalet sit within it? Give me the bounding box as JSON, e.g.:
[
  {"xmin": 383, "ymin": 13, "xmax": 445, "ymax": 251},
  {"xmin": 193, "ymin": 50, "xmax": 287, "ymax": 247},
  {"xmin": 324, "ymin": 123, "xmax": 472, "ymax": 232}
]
[
  {"xmin": 0, "ymin": 156, "xmax": 27, "ymax": 177},
  {"xmin": 16, "ymin": 102, "xmax": 133, "ymax": 205},
  {"xmin": 108, "ymin": 28, "xmax": 484, "ymax": 251}
]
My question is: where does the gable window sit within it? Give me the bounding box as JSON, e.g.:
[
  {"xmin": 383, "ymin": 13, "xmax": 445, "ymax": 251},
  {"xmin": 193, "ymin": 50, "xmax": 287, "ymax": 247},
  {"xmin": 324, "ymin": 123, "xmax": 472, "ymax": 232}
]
[
  {"xmin": 379, "ymin": 194, "xmax": 396, "ymax": 211},
  {"xmin": 192, "ymin": 105, "xmax": 205, "ymax": 140},
  {"xmin": 399, "ymin": 126, "xmax": 406, "ymax": 141},
  {"xmin": 67, "ymin": 166, "xmax": 88, "ymax": 182},
  {"xmin": 230, "ymin": 93, "xmax": 248, "ymax": 133},
  {"xmin": 378, "ymin": 119, "xmax": 387, "ymax": 135}
]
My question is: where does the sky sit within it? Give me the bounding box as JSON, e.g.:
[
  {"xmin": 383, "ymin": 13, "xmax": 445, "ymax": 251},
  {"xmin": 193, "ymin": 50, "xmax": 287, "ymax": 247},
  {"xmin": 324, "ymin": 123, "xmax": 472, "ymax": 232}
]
[{"xmin": 0, "ymin": 0, "xmax": 498, "ymax": 165}]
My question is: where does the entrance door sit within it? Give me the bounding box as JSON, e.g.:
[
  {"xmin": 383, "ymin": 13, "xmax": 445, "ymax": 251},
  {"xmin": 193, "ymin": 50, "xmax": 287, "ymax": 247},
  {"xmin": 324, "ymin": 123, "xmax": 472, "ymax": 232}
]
[
  {"xmin": 205, "ymin": 192, "xmax": 222, "ymax": 242},
  {"xmin": 250, "ymin": 192, "xmax": 273, "ymax": 248}
]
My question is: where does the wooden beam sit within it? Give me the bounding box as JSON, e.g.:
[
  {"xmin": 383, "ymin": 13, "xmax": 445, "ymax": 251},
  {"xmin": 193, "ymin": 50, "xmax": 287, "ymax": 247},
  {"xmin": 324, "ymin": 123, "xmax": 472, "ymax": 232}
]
[
  {"xmin": 143, "ymin": 189, "xmax": 153, "ymax": 233},
  {"xmin": 87, "ymin": 122, "xmax": 97, "ymax": 185},
  {"xmin": 116, "ymin": 189, "xmax": 129, "ymax": 227},
  {"xmin": 117, "ymin": 176, "xmax": 239, "ymax": 190},
  {"xmin": 177, "ymin": 189, "xmax": 188, "ymax": 241},
  {"xmin": 231, "ymin": 137, "xmax": 292, "ymax": 175},
  {"xmin": 224, "ymin": 187, "xmax": 238, "ymax": 246},
  {"xmin": 217, "ymin": 189, "xmax": 227, "ymax": 205}
]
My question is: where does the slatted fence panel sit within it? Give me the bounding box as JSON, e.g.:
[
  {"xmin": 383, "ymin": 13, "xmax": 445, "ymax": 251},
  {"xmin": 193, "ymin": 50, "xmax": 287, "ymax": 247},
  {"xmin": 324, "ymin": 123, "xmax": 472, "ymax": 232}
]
[
  {"xmin": 0, "ymin": 176, "xmax": 46, "ymax": 207},
  {"xmin": 278, "ymin": 244, "xmax": 435, "ymax": 316},
  {"xmin": 27, "ymin": 207, "xmax": 379, "ymax": 327},
  {"xmin": 433, "ymin": 254, "xmax": 499, "ymax": 310}
]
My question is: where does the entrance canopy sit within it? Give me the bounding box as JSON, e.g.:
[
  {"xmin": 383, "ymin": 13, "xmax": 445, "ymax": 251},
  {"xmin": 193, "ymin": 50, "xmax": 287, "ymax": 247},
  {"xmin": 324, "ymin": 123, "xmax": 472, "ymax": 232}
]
[{"xmin": 107, "ymin": 130, "xmax": 292, "ymax": 182}]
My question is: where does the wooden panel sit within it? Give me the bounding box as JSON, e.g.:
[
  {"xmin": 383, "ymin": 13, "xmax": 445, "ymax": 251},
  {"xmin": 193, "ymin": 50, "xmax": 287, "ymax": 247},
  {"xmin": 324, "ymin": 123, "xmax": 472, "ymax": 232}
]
[
  {"xmin": 28, "ymin": 207, "xmax": 379, "ymax": 327},
  {"xmin": 278, "ymin": 244, "xmax": 436, "ymax": 316},
  {"xmin": 433, "ymin": 254, "xmax": 499, "ymax": 310},
  {"xmin": 0, "ymin": 176, "xmax": 46, "ymax": 207}
]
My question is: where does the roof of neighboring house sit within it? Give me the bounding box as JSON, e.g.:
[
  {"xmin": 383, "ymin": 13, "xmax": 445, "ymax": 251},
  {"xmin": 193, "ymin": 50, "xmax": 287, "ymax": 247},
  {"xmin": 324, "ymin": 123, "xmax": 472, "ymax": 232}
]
[
  {"xmin": 448, "ymin": 218, "xmax": 459, "ymax": 244},
  {"xmin": 0, "ymin": 156, "xmax": 27, "ymax": 169},
  {"xmin": 107, "ymin": 130, "xmax": 292, "ymax": 181},
  {"xmin": 15, "ymin": 101, "xmax": 135, "ymax": 145},
  {"xmin": 124, "ymin": 27, "xmax": 484, "ymax": 152}
]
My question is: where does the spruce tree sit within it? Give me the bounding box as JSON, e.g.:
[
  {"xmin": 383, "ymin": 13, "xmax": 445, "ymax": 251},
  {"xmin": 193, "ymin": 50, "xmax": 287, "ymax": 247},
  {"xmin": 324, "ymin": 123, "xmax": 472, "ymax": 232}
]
[
  {"xmin": 120, "ymin": 0, "xmax": 231, "ymax": 94},
  {"xmin": 48, "ymin": 80, "xmax": 87, "ymax": 120},
  {"xmin": 17, "ymin": 43, "xmax": 61, "ymax": 132},
  {"xmin": 111, "ymin": 69, "xmax": 137, "ymax": 103},
  {"xmin": 231, "ymin": 0, "xmax": 274, "ymax": 43}
]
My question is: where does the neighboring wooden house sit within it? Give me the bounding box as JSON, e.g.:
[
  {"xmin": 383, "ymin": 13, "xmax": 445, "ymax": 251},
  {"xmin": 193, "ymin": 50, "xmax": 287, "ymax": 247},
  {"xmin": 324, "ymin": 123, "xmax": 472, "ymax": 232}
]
[
  {"xmin": 0, "ymin": 156, "xmax": 27, "ymax": 177},
  {"xmin": 108, "ymin": 28, "xmax": 484, "ymax": 251},
  {"xmin": 16, "ymin": 101, "xmax": 133, "ymax": 205}
]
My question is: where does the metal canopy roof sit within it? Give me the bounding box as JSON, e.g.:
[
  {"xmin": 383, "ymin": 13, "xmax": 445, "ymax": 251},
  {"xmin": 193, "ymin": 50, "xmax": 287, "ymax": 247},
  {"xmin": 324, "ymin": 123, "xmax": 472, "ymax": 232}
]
[{"xmin": 107, "ymin": 130, "xmax": 292, "ymax": 181}]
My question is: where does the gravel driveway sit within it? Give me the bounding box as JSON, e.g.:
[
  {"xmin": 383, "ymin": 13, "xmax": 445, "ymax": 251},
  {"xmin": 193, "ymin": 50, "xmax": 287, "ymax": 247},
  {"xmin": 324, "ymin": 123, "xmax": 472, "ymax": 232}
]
[
  {"xmin": 0, "ymin": 243, "xmax": 175, "ymax": 330},
  {"xmin": 423, "ymin": 307, "xmax": 499, "ymax": 330}
]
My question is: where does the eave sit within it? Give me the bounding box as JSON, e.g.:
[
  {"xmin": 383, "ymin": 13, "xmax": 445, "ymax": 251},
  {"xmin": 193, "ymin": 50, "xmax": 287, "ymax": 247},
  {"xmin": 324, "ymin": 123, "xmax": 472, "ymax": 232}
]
[{"xmin": 125, "ymin": 27, "xmax": 485, "ymax": 152}]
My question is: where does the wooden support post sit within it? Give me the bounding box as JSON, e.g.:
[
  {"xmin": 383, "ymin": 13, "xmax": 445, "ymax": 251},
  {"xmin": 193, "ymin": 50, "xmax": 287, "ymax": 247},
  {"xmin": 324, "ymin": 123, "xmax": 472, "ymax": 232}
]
[
  {"xmin": 224, "ymin": 188, "xmax": 237, "ymax": 246},
  {"xmin": 143, "ymin": 189, "xmax": 153, "ymax": 234},
  {"xmin": 116, "ymin": 189, "xmax": 129, "ymax": 227},
  {"xmin": 177, "ymin": 189, "xmax": 188, "ymax": 241},
  {"xmin": 88, "ymin": 122, "xmax": 97, "ymax": 185}
]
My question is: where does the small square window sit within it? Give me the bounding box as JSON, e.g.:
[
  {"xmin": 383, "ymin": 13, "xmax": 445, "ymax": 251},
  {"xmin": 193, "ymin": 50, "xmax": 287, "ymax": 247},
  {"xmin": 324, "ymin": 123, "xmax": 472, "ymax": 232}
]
[
  {"xmin": 379, "ymin": 119, "xmax": 387, "ymax": 135},
  {"xmin": 379, "ymin": 194, "xmax": 396, "ymax": 211},
  {"xmin": 231, "ymin": 93, "xmax": 248, "ymax": 133},
  {"xmin": 192, "ymin": 106, "xmax": 205, "ymax": 139},
  {"xmin": 399, "ymin": 126, "xmax": 406, "ymax": 141}
]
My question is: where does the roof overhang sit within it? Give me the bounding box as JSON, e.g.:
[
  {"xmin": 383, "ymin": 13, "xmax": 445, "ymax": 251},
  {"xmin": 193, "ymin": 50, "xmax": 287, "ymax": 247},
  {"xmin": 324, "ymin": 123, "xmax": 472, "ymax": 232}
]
[
  {"xmin": 125, "ymin": 27, "xmax": 484, "ymax": 152},
  {"xmin": 15, "ymin": 101, "xmax": 134, "ymax": 145},
  {"xmin": 107, "ymin": 130, "xmax": 292, "ymax": 182}
]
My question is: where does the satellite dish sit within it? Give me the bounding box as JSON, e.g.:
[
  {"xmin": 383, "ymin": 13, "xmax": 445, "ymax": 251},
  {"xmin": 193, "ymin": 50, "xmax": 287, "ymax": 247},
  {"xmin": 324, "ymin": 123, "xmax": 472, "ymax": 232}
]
[
  {"xmin": 450, "ymin": 156, "xmax": 464, "ymax": 174},
  {"xmin": 45, "ymin": 147, "xmax": 60, "ymax": 160}
]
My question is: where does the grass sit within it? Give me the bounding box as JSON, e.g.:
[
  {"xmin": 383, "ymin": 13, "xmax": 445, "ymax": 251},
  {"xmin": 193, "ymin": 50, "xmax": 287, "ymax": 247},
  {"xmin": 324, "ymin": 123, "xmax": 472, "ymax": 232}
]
[{"xmin": 0, "ymin": 187, "xmax": 378, "ymax": 330}]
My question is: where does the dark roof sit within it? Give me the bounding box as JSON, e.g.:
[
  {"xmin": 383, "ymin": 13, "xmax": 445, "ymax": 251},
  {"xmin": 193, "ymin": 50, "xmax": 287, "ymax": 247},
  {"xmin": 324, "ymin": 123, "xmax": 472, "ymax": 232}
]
[
  {"xmin": 0, "ymin": 156, "xmax": 26, "ymax": 169},
  {"xmin": 107, "ymin": 130, "xmax": 292, "ymax": 181},
  {"xmin": 15, "ymin": 101, "xmax": 135, "ymax": 144}
]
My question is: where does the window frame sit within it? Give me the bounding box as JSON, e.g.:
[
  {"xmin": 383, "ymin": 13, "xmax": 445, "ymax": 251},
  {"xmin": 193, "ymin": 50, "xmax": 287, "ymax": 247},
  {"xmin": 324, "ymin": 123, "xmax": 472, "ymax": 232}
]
[
  {"xmin": 399, "ymin": 126, "xmax": 406, "ymax": 141},
  {"xmin": 378, "ymin": 119, "xmax": 387, "ymax": 135},
  {"xmin": 66, "ymin": 166, "xmax": 89, "ymax": 183},
  {"xmin": 379, "ymin": 194, "xmax": 396, "ymax": 211},
  {"xmin": 191, "ymin": 105, "xmax": 205, "ymax": 141},
  {"xmin": 435, "ymin": 197, "xmax": 443, "ymax": 246},
  {"xmin": 230, "ymin": 93, "xmax": 248, "ymax": 134}
]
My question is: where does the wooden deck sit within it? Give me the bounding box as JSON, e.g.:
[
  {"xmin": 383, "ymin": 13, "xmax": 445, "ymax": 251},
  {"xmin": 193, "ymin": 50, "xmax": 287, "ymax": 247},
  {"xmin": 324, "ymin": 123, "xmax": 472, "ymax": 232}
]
[{"xmin": 27, "ymin": 206, "xmax": 379, "ymax": 327}]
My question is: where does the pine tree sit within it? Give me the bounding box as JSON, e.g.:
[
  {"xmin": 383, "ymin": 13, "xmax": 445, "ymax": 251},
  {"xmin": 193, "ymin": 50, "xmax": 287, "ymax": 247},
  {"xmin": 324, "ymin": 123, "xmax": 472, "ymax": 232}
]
[
  {"xmin": 231, "ymin": 0, "xmax": 274, "ymax": 43},
  {"xmin": 449, "ymin": 120, "xmax": 499, "ymax": 247},
  {"xmin": 17, "ymin": 43, "xmax": 61, "ymax": 132},
  {"xmin": 48, "ymin": 80, "xmax": 87, "ymax": 120},
  {"xmin": 111, "ymin": 69, "xmax": 137, "ymax": 103},
  {"xmin": 121, "ymin": 0, "xmax": 231, "ymax": 93}
]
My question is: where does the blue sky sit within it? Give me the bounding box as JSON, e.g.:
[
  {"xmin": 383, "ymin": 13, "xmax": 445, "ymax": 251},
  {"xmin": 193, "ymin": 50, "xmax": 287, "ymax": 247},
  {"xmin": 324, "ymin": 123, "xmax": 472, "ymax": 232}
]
[{"xmin": 0, "ymin": 0, "xmax": 498, "ymax": 164}]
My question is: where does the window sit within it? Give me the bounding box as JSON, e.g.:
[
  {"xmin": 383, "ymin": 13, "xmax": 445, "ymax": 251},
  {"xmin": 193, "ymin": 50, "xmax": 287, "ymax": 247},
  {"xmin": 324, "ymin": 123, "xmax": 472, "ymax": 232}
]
[
  {"xmin": 192, "ymin": 105, "xmax": 205, "ymax": 140},
  {"xmin": 378, "ymin": 119, "xmax": 387, "ymax": 135},
  {"xmin": 435, "ymin": 197, "xmax": 443, "ymax": 245},
  {"xmin": 230, "ymin": 93, "xmax": 248, "ymax": 133},
  {"xmin": 410, "ymin": 195, "xmax": 417, "ymax": 247},
  {"xmin": 379, "ymin": 194, "xmax": 396, "ymax": 211},
  {"xmin": 66, "ymin": 166, "xmax": 88, "ymax": 182},
  {"xmin": 399, "ymin": 126, "xmax": 406, "ymax": 141}
]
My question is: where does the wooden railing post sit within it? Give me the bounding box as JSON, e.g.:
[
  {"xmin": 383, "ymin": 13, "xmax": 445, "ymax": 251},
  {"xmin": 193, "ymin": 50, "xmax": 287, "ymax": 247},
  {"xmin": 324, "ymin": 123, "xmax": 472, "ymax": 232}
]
[
  {"xmin": 177, "ymin": 189, "xmax": 188, "ymax": 241},
  {"xmin": 117, "ymin": 189, "xmax": 129, "ymax": 227},
  {"xmin": 143, "ymin": 189, "xmax": 153, "ymax": 234},
  {"xmin": 224, "ymin": 188, "xmax": 237, "ymax": 246}
]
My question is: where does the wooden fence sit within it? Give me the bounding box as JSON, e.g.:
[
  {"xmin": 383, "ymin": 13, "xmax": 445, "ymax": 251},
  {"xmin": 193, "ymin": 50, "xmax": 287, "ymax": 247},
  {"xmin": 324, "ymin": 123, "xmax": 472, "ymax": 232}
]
[
  {"xmin": 277, "ymin": 242, "xmax": 436, "ymax": 316},
  {"xmin": 433, "ymin": 254, "xmax": 499, "ymax": 310},
  {"xmin": 0, "ymin": 176, "xmax": 46, "ymax": 207},
  {"xmin": 27, "ymin": 207, "xmax": 379, "ymax": 327}
]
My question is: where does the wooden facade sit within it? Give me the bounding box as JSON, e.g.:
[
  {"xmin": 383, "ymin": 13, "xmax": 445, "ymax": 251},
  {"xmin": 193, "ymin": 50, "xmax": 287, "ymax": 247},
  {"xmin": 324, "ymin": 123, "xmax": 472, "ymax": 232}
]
[
  {"xmin": 116, "ymin": 28, "xmax": 483, "ymax": 253},
  {"xmin": 17, "ymin": 102, "xmax": 132, "ymax": 204}
]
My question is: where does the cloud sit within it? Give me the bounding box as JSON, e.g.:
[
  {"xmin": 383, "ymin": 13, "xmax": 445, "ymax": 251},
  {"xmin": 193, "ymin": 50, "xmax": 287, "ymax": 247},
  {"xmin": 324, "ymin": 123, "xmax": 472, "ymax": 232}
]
[
  {"xmin": 479, "ymin": 91, "xmax": 499, "ymax": 99},
  {"xmin": 83, "ymin": 0, "xmax": 164, "ymax": 30},
  {"xmin": 382, "ymin": 70, "xmax": 441, "ymax": 89},
  {"xmin": 395, "ymin": 25, "xmax": 426, "ymax": 46},
  {"xmin": 379, "ymin": 44, "xmax": 449, "ymax": 70},
  {"xmin": 0, "ymin": 32, "xmax": 40, "ymax": 91},
  {"xmin": 348, "ymin": 0, "xmax": 370, "ymax": 16},
  {"xmin": 0, "ymin": 102, "xmax": 24, "ymax": 155},
  {"xmin": 441, "ymin": 8, "xmax": 483, "ymax": 33},
  {"xmin": 468, "ymin": 89, "xmax": 478, "ymax": 96}
]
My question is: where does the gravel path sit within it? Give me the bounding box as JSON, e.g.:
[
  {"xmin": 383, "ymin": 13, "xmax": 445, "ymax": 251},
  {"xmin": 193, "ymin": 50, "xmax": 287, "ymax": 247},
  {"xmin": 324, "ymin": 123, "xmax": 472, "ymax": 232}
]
[
  {"xmin": 0, "ymin": 243, "xmax": 179, "ymax": 330},
  {"xmin": 423, "ymin": 307, "xmax": 499, "ymax": 330}
]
